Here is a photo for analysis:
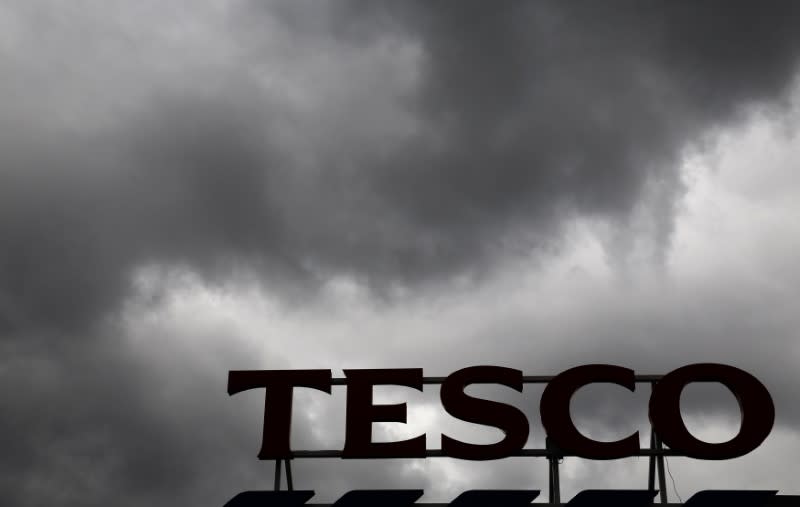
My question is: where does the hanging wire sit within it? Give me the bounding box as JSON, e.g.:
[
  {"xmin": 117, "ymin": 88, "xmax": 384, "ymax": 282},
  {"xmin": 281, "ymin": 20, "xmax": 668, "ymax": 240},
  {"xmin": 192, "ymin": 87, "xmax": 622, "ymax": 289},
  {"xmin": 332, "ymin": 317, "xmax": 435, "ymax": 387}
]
[{"xmin": 664, "ymin": 456, "xmax": 682, "ymax": 503}]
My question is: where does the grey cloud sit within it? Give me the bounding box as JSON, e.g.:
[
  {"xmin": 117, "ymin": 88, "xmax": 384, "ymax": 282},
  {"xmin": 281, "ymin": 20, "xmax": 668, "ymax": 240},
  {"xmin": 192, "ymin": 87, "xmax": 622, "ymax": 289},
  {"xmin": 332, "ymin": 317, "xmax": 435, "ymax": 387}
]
[
  {"xmin": 4, "ymin": 1, "xmax": 800, "ymax": 332},
  {"xmin": 0, "ymin": 324, "xmax": 440, "ymax": 507},
  {"xmin": 3, "ymin": 1, "xmax": 800, "ymax": 505},
  {"xmin": 0, "ymin": 331, "xmax": 257, "ymax": 506}
]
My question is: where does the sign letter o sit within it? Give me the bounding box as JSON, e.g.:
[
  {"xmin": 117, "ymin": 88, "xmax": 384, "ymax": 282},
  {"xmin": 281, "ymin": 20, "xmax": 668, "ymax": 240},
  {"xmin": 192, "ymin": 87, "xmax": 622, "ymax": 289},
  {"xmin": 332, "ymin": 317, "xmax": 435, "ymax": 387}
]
[{"xmin": 649, "ymin": 363, "xmax": 774, "ymax": 459}]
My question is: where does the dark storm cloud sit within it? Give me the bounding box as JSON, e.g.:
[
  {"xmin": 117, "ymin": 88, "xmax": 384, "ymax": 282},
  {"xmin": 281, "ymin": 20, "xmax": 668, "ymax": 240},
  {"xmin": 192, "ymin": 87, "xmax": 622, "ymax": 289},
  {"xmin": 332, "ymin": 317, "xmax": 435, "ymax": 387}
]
[
  {"xmin": 324, "ymin": 0, "xmax": 800, "ymax": 228},
  {"xmin": 4, "ymin": 1, "xmax": 800, "ymax": 332},
  {"xmin": 3, "ymin": 1, "xmax": 800, "ymax": 505}
]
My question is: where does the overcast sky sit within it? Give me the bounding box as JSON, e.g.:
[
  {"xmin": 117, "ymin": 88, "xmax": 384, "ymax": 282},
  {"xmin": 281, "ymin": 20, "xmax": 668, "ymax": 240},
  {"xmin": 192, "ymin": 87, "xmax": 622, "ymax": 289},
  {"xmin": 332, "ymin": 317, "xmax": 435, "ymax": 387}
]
[{"xmin": 2, "ymin": 1, "xmax": 800, "ymax": 505}]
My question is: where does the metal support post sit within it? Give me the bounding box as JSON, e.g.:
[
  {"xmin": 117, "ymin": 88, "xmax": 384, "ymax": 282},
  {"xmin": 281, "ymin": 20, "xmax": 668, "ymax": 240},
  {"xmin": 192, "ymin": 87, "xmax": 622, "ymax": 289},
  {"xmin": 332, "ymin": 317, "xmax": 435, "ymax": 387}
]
[
  {"xmin": 285, "ymin": 459, "xmax": 294, "ymax": 491},
  {"xmin": 654, "ymin": 434, "xmax": 668, "ymax": 504},
  {"xmin": 273, "ymin": 459, "xmax": 294, "ymax": 491},
  {"xmin": 648, "ymin": 430, "xmax": 656, "ymax": 492},
  {"xmin": 274, "ymin": 459, "xmax": 282, "ymax": 491},
  {"xmin": 546, "ymin": 436, "xmax": 561, "ymax": 504}
]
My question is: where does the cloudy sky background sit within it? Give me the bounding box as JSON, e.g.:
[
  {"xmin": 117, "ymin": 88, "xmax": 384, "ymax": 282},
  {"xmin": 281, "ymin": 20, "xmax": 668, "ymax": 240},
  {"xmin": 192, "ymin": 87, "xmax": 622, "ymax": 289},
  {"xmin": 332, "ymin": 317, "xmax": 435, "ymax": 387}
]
[{"xmin": 2, "ymin": 1, "xmax": 800, "ymax": 505}]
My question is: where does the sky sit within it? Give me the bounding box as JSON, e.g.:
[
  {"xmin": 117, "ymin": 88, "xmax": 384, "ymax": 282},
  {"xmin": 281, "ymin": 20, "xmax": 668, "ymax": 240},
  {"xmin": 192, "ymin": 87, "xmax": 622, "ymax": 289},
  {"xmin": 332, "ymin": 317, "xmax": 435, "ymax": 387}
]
[{"xmin": 1, "ymin": 1, "xmax": 800, "ymax": 505}]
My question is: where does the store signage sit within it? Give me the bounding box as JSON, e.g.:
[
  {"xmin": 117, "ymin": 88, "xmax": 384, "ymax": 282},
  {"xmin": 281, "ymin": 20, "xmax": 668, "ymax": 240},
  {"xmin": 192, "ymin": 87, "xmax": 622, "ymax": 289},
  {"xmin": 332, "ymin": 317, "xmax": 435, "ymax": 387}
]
[{"xmin": 228, "ymin": 363, "xmax": 774, "ymax": 461}]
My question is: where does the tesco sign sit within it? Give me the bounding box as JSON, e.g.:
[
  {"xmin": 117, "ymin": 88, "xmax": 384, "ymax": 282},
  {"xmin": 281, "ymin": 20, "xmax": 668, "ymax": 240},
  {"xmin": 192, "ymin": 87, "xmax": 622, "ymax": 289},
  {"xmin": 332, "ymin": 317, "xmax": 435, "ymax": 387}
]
[{"xmin": 228, "ymin": 363, "xmax": 774, "ymax": 462}]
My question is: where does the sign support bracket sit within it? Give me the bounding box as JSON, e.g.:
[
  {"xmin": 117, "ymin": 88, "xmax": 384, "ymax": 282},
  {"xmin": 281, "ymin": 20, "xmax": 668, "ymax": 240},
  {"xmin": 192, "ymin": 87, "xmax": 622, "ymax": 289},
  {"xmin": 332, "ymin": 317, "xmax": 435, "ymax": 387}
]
[
  {"xmin": 273, "ymin": 458, "xmax": 294, "ymax": 491},
  {"xmin": 546, "ymin": 436, "xmax": 561, "ymax": 504},
  {"xmin": 648, "ymin": 379, "xmax": 668, "ymax": 504}
]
